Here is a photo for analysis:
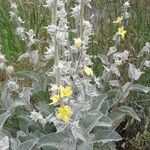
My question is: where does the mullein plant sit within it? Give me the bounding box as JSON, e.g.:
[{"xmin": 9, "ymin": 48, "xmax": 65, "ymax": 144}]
[{"xmin": 0, "ymin": 0, "xmax": 149, "ymax": 150}]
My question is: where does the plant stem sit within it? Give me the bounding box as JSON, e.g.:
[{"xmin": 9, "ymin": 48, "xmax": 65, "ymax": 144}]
[
  {"xmin": 76, "ymin": 0, "xmax": 84, "ymax": 74},
  {"xmin": 109, "ymin": 53, "xmax": 150, "ymax": 112},
  {"xmin": 52, "ymin": 0, "xmax": 60, "ymax": 87},
  {"xmin": 79, "ymin": 0, "xmax": 84, "ymax": 61}
]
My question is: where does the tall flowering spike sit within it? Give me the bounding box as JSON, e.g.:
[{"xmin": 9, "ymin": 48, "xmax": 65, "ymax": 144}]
[
  {"xmin": 118, "ymin": 26, "xmax": 127, "ymax": 39},
  {"xmin": 57, "ymin": 105, "xmax": 73, "ymax": 123}
]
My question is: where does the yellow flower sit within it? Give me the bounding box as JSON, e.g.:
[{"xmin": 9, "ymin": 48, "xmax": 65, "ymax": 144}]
[
  {"xmin": 57, "ymin": 105, "xmax": 73, "ymax": 123},
  {"xmin": 74, "ymin": 38, "xmax": 82, "ymax": 48},
  {"xmin": 118, "ymin": 26, "xmax": 127, "ymax": 39},
  {"xmin": 84, "ymin": 65, "xmax": 94, "ymax": 76},
  {"xmin": 60, "ymin": 86, "xmax": 73, "ymax": 98},
  {"xmin": 49, "ymin": 94, "xmax": 60, "ymax": 105},
  {"xmin": 113, "ymin": 16, "xmax": 123, "ymax": 24}
]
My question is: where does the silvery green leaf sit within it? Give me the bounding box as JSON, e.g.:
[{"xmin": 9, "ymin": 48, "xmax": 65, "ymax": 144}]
[
  {"xmin": 100, "ymin": 100, "xmax": 109, "ymax": 115},
  {"xmin": 77, "ymin": 143, "xmax": 93, "ymax": 150},
  {"xmin": 37, "ymin": 132, "xmax": 67, "ymax": 148},
  {"xmin": 118, "ymin": 106, "xmax": 141, "ymax": 121},
  {"xmin": 39, "ymin": 146, "xmax": 57, "ymax": 150},
  {"xmin": 94, "ymin": 142, "xmax": 117, "ymax": 150},
  {"xmin": 98, "ymin": 54, "xmax": 109, "ymax": 65},
  {"xmin": 112, "ymin": 66, "xmax": 120, "ymax": 77},
  {"xmin": 79, "ymin": 111, "xmax": 103, "ymax": 133},
  {"xmin": 91, "ymin": 94, "xmax": 107, "ymax": 111},
  {"xmin": 0, "ymin": 135, "xmax": 9, "ymax": 150},
  {"xmin": 107, "ymin": 47, "xmax": 117, "ymax": 56},
  {"xmin": 30, "ymin": 50, "xmax": 39, "ymax": 65},
  {"xmin": 97, "ymin": 115, "xmax": 113, "ymax": 127},
  {"xmin": 103, "ymin": 64, "xmax": 120, "ymax": 77},
  {"xmin": 109, "ymin": 80, "xmax": 120, "ymax": 87},
  {"xmin": 8, "ymin": 101, "xmax": 25, "ymax": 112},
  {"xmin": 128, "ymin": 63, "xmax": 143, "ymax": 80},
  {"xmin": 71, "ymin": 124, "xmax": 90, "ymax": 142},
  {"xmin": 0, "ymin": 84, "xmax": 13, "ymax": 109},
  {"xmin": 0, "ymin": 111, "xmax": 11, "ymax": 130},
  {"xmin": 19, "ymin": 87, "xmax": 32, "ymax": 109},
  {"xmin": 138, "ymin": 42, "xmax": 150, "ymax": 57},
  {"xmin": 16, "ymin": 71, "xmax": 40, "ymax": 83},
  {"xmin": 17, "ymin": 52, "xmax": 30, "ymax": 62},
  {"xmin": 19, "ymin": 138, "xmax": 39, "ymax": 150},
  {"xmin": 61, "ymin": 138, "xmax": 76, "ymax": 150},
  {"xmin": 93, "ymin": 130, "xmax": 122, "ymax": 143},
  {"xmin": 129, "ymin": 84, "xmax": 150, "ymax": 93},
  {"xmin": 122, "ymin": 82, "xmax": 130, "ymax": 93},
  {"xmin": 17, "ymin": 131, "xmax": 26, "ymax": 138},
  {"xmin": 53, "ymin": 120, "xmax": 66, "ymax": 132},
  {"xmin": 10, "ymin": 138, "xmax": 21, "ymax": 150},
  {"xmin": 109, "ymin": 110, "xmax": 125, "ymax": 129},
  {"xmin": 18, "ymin": 115, "xmax": 33, "ymax": 132}
]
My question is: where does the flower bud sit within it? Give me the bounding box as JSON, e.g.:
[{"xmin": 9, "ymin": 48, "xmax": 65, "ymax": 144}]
[{"xmin": 74, "ymin": 38, "xmax": 82, "ymax": 48}]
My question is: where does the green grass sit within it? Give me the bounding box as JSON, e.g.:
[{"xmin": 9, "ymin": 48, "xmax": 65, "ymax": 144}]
[{"xmin": 0, "ymin": 0, "xmax": 149, "ymax": 59}]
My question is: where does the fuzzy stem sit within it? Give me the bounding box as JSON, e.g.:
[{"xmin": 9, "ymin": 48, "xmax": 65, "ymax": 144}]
[
  {"xmin": 109, "ymin": 53, "xmax": 150, "ymax": 112},
  {"xmin": 52, "ymin": 0, "xmax": 61, "ymax": 87},
  {"xmin": 76, "ymin": 0, "xmax": 84, "ymax": 74},
  {"xmin": 79, "ymin": 0, "xmax": 84, "ymax": 61}
]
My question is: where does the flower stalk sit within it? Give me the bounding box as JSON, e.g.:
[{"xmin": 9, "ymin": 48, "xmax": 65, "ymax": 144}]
[
  {"xmin": 52, "ymin": 0, "xmax": 61, "ymax": 87},
  {"xmin": 76, "ymin": 0, "xmax": 85, "ymax": 74}
]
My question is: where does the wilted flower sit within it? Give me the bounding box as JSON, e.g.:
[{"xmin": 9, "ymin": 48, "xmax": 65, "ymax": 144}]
[{"xmin": 57, "ymin": 105, "xmax": 73, "ymax": 123}]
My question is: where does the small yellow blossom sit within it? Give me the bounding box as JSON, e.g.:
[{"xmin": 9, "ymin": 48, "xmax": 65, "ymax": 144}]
[
  {"xmin": 84, "ymin": 65, "xmax": 94, "ymax": 76},
  {"xmin": 113, "ymin": 16, "xmax": 123, "ymax": 24},
  {"xmin": 49, "ymin": 94, "xmax": 60, "ymax": 105},
  {"xmin": 118, "ymin": 26, "xmax": 127, "ymax": 39},
  {"xmin": 60, "ymin": 86, "xmax": 73, "ymax": 98},
  {"xmin": 74, "ymin": 38, "xmax": 82, "ymax": 48},
  {"xmin": 57, "ymin": 105, "xmax": 73, "ymax": 123}
]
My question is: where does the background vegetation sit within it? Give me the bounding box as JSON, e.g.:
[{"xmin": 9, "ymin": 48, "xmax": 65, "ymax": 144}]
[{"xmin": 0, "ymin": 0, "xmax": 150, "ymax": 149}]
